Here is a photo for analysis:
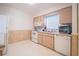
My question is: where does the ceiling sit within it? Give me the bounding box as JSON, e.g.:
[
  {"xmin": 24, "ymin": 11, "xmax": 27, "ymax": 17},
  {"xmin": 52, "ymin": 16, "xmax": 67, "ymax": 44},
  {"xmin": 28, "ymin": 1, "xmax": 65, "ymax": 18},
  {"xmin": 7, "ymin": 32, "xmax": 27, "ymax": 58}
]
[{"xmin": 0, "ymin": 3, "xmax": 72, "ymax": 16}]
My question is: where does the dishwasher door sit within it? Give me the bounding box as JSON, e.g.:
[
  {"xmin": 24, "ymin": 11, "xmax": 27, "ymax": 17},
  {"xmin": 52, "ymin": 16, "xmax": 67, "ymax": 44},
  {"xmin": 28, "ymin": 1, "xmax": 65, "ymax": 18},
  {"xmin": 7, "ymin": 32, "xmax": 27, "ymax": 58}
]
[{"xmin": 54, "ymin": 35, "xmax": 71, "ymax": 56}]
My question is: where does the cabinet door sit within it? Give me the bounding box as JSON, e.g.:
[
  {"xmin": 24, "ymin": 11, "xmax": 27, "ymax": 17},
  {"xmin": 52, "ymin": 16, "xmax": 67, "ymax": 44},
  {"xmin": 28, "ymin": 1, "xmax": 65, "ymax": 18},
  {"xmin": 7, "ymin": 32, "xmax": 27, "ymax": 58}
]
[
  {"xmin": 34, "ymin": 16, "xmax": 40, "ymax": 26},
  {"xmin": 38, "ymin": 35, "xmax": 43, "ymax": 44},
  {"xmin": 42, "ymin": 34, "xmax": 47, "ymax": 46},
  {"xmin": 39, "ymin": 16, "xmax": 44, "ymax": 26},
  {"xmin": 59, "ymin": 6, "xmax": 72, "ymax": 24},
  {"xmin": 38, "ymin": 32, "xmax": 43, "ymax": 44},
  {"xmin": 46, "ymin": 36, "xmax": 54, "ymax": 49},
  {"xmin": 34, "ymin": 16, "xmax": 44, "ymax": 26}
]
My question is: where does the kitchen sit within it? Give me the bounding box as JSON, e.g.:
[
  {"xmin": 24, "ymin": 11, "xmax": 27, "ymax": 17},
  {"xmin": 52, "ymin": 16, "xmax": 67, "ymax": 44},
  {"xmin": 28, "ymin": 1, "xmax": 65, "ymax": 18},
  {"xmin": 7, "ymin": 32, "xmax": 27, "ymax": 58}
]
[
  {"xmin": 0, "ymin": 3, "xmax": 78, "ymax": 56},
  {"xmin": 32, "ymin": 6, "xmax": 72, "ymax": 56}
]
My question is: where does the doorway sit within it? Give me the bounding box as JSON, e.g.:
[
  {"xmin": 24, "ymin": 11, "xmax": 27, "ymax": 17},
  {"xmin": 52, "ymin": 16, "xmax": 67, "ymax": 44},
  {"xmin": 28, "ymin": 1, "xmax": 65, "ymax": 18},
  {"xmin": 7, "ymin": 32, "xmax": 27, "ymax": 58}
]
[{"xmin": 0, "ymin": 15, "xmax": 9, "ymax": 55}]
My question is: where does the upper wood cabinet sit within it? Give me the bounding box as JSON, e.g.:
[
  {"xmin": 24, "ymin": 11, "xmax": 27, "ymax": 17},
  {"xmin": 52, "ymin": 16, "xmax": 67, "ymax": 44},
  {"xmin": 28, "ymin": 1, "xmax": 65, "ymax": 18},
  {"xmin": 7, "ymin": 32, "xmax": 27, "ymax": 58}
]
[
  {"xmin": 59, "ymin": 6, "xmax": 72, "ymax": 24},
  {"xmin": 33, "ymin": 16, "xmax": 44, "ymax": 27}
]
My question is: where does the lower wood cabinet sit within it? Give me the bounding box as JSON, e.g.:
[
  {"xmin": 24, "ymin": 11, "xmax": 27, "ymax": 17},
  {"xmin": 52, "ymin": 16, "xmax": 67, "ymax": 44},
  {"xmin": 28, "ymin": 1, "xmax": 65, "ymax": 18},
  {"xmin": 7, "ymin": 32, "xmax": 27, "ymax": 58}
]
[
  {"xmin": 38, "ymin": 37, "xmax": 42, "ymax": 44},
  {"xmin": 38, "ymin": 32, "xmax": 43, "ymax": 45},
  {"xmin": 42, "ymin": 34, "xmax": 46, "ymax": 46},
  {"xmin": 38, "ymin": 32, "xmax": 54, "ymax": 49},
  {"xmin": 45, "ymin": 35, "xmax": 54, "ymax": 49}
]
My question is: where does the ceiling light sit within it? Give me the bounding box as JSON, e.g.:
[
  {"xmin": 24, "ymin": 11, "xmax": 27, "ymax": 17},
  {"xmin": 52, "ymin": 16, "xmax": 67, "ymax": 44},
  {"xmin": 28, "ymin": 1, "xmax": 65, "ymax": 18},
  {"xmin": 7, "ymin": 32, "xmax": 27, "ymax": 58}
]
[{"xmin": 27, "ymin": 3, "xmax": 35, "ymax": 5}]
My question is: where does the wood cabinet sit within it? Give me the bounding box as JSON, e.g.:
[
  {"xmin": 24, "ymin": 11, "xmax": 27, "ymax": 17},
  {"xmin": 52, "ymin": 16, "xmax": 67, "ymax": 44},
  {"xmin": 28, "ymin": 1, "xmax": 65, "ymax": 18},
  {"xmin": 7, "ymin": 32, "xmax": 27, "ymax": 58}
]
[
  {"xmin": 33, "ymin": 16, "xmax": 44, "ymax": 27},
  {"xmin": 59, "ymin": 6, "xmax": 72, "ymax": 24},
  {"xmin": 38, "ymin": 32, "xmax": 43, "ymax": 45},
  {"xmin": 42, "ymin": 33, "xmax": 46, "ymax": 46},
  {"xmin": 38, "ymin": 32, "xmax": 54, "ymax": 49},
  {"xmin": 45, "ymin": 34, "xmax": 54, "ymax": 49},
  {"xmin": 71, "ymin": 35, "xmax": 78, "ymax": 56}
]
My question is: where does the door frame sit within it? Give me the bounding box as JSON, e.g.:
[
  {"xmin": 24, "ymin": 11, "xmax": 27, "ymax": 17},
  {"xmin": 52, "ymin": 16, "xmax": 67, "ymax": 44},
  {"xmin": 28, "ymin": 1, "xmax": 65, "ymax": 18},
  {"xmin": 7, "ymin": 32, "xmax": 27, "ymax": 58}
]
[{"xmin": 77, "ymin": 3, "xmax": 79, "ymax": 56}]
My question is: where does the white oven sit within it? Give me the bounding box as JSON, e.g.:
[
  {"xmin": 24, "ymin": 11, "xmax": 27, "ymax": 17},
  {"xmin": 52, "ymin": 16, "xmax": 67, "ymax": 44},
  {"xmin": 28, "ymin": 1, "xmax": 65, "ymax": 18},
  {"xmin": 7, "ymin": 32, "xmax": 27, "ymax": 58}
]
[{"xmin": 32, "ymin": 31, "xmax": 38, "ymax": 43}]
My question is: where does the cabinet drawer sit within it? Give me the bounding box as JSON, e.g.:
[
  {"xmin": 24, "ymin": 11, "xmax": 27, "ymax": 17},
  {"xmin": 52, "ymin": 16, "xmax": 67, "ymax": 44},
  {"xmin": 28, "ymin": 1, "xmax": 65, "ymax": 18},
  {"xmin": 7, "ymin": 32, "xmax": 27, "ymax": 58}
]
[
  {"xmin": 38, "ymin": 32, "xmax": 43, "ymax": 35},
  {"xmin": 43, "ymin": 33, "xmax": 53, "ymax": 37},
  {"xmin": 38, "ymin": 35, "xmax": 42, "ymax": 38}
]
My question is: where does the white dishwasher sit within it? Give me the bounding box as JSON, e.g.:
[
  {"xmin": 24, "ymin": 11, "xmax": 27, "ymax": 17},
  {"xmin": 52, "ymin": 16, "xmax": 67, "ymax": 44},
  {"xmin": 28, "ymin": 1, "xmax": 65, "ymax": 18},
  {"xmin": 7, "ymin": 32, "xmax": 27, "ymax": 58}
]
[{"xmin": 54, "ymin": 35, "xmax": 71, "ymax": 56}]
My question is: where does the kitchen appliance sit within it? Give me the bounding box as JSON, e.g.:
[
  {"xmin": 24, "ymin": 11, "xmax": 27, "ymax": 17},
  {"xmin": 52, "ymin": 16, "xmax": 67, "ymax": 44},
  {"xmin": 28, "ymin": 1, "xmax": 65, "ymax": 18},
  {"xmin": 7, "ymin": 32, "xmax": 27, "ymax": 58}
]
[
  {"xmin": 54, "ymin": 35, "xmax": 71, "ymax": 56},
  {"xmin": 35, "ymin": 26, "xmax": 42, "ymax": 32},
  {"xmin": 59, "ymin": 25, "xmax": 72, "ymax": 34},
  {"xmin": 32, "ymin": 31, "xmax": 38, "ymax": 43}
]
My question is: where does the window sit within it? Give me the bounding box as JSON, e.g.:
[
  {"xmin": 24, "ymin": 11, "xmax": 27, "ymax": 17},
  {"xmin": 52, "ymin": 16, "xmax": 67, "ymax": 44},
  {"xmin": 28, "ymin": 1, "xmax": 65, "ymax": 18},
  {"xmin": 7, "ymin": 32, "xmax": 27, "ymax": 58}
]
[{"xmin": 45, "ymin": 14, "xmax": 59, "ymax": 30}]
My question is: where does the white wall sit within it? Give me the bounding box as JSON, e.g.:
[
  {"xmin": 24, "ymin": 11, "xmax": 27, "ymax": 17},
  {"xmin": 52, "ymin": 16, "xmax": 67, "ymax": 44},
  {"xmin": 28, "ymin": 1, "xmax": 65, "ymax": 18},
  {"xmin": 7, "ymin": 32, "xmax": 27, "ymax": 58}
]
[
  {"xmin": 0, "ymin": 6, "xmax": 33, "ymax": 30},
  {"xmin": 0, "ymin": 4, "xmax": 78, "ymax": 33},
  {"xmin": 7, "ymin": 8, "xmax": 33, "ymax": 30}
]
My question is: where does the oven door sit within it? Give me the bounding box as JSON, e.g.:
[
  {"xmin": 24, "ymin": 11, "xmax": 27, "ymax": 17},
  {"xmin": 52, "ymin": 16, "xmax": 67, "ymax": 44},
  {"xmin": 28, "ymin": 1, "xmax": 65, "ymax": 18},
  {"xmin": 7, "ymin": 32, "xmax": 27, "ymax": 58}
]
[
  {"xmin": 32, "ymin": 31, "xmax": 38, "ymax": 38},
  {"xmin": 32, "ymin": 31, "xmax": 38, "ymax": 43}
]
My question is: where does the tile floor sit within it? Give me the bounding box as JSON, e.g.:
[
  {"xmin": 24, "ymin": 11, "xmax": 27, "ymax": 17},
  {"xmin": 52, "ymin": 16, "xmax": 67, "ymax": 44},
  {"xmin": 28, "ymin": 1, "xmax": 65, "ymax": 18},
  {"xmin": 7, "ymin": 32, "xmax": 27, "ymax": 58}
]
[{"xmin": 5, "ymin": 40, "xmax": 62, "ymax": 56}]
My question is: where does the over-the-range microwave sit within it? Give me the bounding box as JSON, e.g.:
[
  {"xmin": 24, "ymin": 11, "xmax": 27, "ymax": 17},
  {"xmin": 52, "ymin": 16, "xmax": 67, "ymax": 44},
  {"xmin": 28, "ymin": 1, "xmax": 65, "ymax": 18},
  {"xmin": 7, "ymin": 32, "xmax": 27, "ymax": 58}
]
[{"xmin": 59, "ymin": 25, "xmax": 72, "ymax": 34}]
